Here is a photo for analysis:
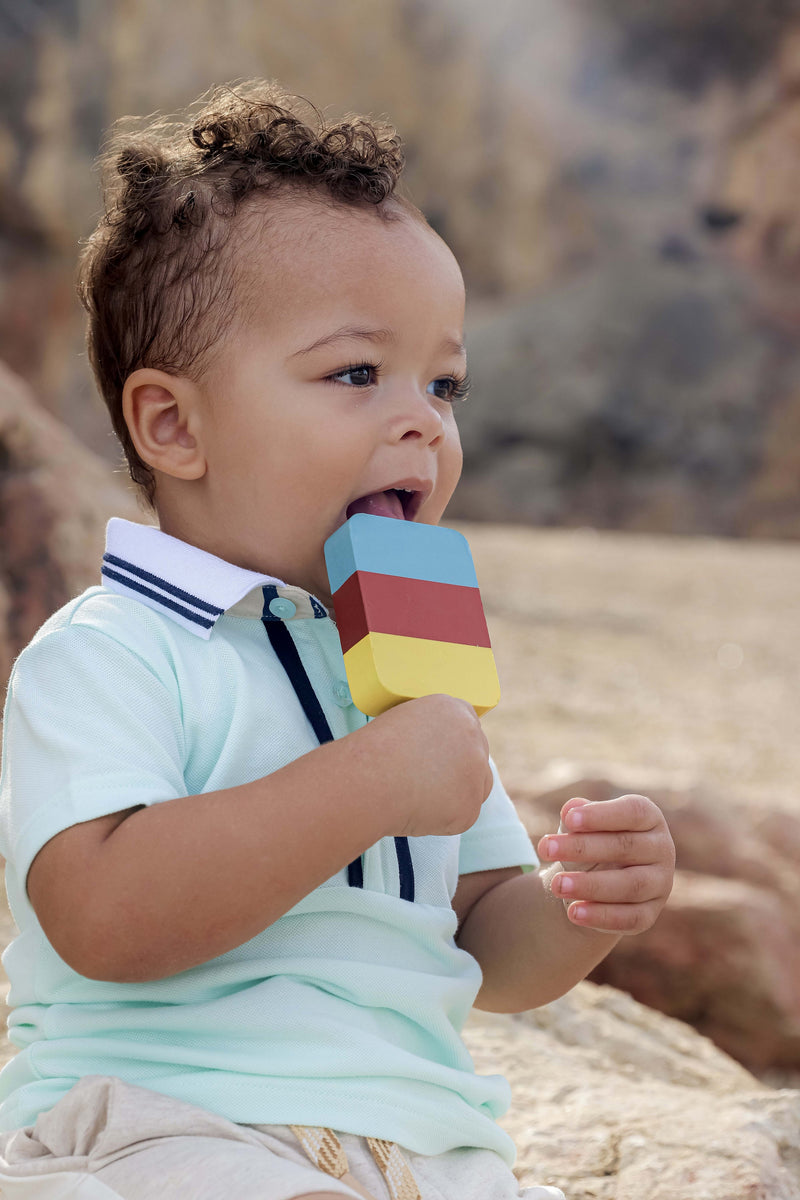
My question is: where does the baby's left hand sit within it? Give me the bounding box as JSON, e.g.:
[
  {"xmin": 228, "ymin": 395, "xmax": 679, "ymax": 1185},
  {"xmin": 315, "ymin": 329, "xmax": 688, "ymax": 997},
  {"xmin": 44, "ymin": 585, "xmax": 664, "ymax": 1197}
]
[{"xmin": 537, "ymin": 794, "xmax": 676, "ymax": 935}]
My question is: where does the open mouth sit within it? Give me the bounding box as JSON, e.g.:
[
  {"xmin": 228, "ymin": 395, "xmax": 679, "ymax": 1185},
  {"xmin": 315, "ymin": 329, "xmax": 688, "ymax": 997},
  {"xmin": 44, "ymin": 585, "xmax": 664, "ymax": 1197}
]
[{"xmin": 346, "ymin": 486, "xmax": 424, "ymax": 522}]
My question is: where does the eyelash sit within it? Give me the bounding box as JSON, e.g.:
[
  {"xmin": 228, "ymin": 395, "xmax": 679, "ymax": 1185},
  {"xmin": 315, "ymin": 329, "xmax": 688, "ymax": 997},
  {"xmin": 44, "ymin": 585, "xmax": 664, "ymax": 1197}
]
[{"xmin": 326, "ymin": 361, "xmax": 471, "ymax": 404}]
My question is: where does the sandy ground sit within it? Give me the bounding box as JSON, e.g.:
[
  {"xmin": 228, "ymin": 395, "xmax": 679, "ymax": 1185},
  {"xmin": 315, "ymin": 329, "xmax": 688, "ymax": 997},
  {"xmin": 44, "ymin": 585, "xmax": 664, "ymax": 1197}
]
[{"xmin": 464, "ymin": 522, "xmax": 799, "ymax": 811}]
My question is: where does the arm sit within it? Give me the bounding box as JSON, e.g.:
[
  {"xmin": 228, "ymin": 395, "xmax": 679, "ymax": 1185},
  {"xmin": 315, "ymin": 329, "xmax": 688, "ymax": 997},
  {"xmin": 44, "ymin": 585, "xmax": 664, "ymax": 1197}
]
[
  {"xmin": 27, "ymin": 693, "xmax": 493, "ymax": 984},
  {"xmin": 454, "ymin": 794, "xmax": 675, "ymax": 1012}
]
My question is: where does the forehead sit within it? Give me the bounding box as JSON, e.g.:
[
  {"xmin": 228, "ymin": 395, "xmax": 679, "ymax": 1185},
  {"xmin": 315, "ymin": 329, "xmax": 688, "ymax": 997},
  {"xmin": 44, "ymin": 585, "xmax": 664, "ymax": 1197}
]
[{"xmin": 236, "ymin": 195, "xmax": 465, "ymax": 333}]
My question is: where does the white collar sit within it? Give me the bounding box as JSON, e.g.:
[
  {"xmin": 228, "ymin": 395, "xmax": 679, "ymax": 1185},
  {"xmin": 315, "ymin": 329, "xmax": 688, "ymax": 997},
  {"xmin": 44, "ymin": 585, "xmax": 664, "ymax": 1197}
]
[{"xmin": 101, "ymin": 518, "xmax": 331, "ymax": 640}]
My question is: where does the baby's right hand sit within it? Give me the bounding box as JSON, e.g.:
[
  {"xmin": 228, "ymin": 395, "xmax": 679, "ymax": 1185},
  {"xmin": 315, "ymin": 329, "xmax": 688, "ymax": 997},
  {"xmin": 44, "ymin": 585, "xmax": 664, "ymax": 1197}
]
[{"xmin": 367, "ymin": 693, "xmax": 493, "ymax": 838}]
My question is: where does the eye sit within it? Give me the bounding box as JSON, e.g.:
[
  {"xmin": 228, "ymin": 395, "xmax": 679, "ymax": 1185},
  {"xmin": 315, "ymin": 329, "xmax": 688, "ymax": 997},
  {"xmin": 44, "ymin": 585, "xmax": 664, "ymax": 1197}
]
[
  {"xmin": 427, "ymin": 372, "xmax": 471, "ymax": 403},
  {"xmin": 327, "ymin": 362, "xmax": 381, "ymax": 387}
]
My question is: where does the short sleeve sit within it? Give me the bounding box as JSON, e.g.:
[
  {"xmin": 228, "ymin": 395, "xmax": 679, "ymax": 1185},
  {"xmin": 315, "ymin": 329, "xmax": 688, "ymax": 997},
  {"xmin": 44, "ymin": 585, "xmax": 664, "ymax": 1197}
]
[
  {"xmin": 457, "ymin": 757, "xmax": 538, "ymax": 876},
  {"xmin": 0, "ymin": 622, "xmax": 188, "ymax": 889}
]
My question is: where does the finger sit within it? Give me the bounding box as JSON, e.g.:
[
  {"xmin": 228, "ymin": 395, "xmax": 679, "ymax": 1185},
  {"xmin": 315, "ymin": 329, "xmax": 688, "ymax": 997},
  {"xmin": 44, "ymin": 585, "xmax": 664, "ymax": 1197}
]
[
  {"xmin": 559, "ymin": 796, "xmax": 591, "ymax": 828},
  {"xmin": 557, "ymin": 799, "xmax": 591, "ymax": 865},
  {"xmin": 565, "ymin": 898, "xmax": 663, "ymax": 935},
  {"xmin": 538, "ymin": 828, "xmax": 664, "ymax": 866},
  {"xmin": 552, "ymin": 866, "xmax": 666, "ymax": 905},
  {"xmin": 561, "ymin": 794, "xmax": 663, "ymax": 835}
]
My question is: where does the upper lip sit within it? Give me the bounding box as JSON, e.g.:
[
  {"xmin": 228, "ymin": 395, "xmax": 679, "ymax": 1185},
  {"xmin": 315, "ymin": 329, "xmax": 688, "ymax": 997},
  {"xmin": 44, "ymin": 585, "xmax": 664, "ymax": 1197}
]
[{"xmin": 349, "ymin": 477, "xmax": 433, "ymax": 522}]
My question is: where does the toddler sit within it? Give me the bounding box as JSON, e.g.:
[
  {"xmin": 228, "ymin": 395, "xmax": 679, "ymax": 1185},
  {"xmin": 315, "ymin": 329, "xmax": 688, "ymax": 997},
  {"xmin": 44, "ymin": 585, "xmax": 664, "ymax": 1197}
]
[{"xmin": 0, "ymin": 81, "xmax": 675, "ymax": 1200}]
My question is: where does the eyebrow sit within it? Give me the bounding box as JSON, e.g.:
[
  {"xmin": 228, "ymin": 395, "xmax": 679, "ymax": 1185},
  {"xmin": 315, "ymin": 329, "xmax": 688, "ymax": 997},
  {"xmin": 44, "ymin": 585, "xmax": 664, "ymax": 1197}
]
[{"xmin": 289, "ymin": 325, "xmax": 466, "ymax": 359}]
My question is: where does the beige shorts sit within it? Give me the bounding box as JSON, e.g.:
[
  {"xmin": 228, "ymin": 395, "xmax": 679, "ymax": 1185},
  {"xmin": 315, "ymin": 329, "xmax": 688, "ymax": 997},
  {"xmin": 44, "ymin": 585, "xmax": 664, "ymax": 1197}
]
[{"xmin": 0, "ymin": 1076, "xmax": 566, "ymax": 1200}]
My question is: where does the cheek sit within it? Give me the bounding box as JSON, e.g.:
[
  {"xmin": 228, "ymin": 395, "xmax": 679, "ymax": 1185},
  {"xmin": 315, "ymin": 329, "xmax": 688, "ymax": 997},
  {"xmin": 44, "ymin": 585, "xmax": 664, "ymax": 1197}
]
[
  {"xmin": 443, "ymin": 427, "xmax": 464, "ymax": 489},
  {"xmin": 425, "ymin": 438, "xmax": 463, "ymax": 522},
  {"xmin": 292, "ymin": 426, "xmax": 366, "ymax": 506}
]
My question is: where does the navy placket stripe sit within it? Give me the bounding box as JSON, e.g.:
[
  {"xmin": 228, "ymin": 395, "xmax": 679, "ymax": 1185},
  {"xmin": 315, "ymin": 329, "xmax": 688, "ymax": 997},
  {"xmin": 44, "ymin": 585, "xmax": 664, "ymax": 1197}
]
[
  {"xmin": 262, "ymin": 617, "xmax": 415, "ymax": 901},
  {"xmin": 263, "ymin": 619, "xmax": 364, "ymax": 889},
  {"xmin": 393, "ymin": 834, "xmax": 415, "ymax": 903}
]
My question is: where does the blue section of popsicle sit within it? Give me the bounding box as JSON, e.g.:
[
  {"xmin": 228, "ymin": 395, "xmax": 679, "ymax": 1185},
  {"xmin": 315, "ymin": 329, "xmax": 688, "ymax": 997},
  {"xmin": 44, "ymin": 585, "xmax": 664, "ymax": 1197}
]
[{"xmin": 324, "ymin": 513, "xmax": 479, "ymax": 594}]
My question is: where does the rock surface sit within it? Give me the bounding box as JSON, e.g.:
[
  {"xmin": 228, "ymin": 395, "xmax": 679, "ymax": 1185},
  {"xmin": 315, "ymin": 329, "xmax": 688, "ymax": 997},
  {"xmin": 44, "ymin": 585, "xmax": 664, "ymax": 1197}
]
[
  {"xmin": 465, "ymin": 983, "xmax": 800, "ymax": 1199},
  {"xmin": 0, "ymin": 359, "xmax": 143, "ymax": 674}
]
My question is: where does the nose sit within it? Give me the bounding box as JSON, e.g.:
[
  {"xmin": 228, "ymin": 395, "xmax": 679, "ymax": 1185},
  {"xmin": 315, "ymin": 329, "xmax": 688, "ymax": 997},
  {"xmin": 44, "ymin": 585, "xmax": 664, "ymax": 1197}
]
[{"xmin": 391, "ymin": 386, "xmax": 446, "ymax": 447}]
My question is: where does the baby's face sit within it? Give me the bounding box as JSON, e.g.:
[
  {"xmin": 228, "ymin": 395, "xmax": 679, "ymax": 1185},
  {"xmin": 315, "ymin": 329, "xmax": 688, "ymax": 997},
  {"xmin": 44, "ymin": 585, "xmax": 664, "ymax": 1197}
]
[{"xmin": 194, "ymin": 198, "xmax": 466, "ymax": 608}]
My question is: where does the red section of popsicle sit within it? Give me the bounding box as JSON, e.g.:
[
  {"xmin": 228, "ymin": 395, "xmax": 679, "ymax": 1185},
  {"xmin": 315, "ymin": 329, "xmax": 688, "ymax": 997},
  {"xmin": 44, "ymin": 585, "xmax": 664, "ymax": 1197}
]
[{"xmin": 334, "ymin": 570, "xmax": 492, "ymax": 655}]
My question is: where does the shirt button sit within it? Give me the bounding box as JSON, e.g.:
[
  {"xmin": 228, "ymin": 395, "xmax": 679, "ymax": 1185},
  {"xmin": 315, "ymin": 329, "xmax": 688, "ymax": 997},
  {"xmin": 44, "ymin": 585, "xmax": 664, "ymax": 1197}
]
[
  {"xmin": 332, "ymin": 680, "xmax": 353, "ymax": 707},
  {"xmin": 268, "ymin": 597, "xmax": 297, "ymax": 620}
]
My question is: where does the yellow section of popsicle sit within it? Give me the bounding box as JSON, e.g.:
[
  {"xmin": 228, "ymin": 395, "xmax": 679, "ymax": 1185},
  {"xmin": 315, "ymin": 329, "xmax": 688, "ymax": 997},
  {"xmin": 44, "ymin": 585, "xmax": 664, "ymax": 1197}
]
[{"xmin": 343, "ymin": 631, "xmax": 500, "ymax": 717}]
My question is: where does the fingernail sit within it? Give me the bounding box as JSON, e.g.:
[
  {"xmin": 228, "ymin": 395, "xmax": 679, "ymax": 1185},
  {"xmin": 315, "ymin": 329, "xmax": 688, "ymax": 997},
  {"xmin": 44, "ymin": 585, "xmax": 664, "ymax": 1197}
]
[
  {"xmin": 559, "ymin": 875, "xmax": 574, "ymax": 894},
  {"xmin": 570, "ymin": 905, "xmax": 589, "ymax": 922},
  {"xmin": 567, "ymin": 809, "xmax": 584, "ymax": 830},
  {"xmin": 545, "ymin": 838, "xmax": 560, "ymax": 858}
]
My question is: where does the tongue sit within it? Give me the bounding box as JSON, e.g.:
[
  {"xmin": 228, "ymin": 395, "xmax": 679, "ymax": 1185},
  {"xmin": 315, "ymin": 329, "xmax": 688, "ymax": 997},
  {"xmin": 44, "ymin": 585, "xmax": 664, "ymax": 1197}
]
[{"xmin": 347, "ymin": 490, "xmax": 405, "ymax": 520}]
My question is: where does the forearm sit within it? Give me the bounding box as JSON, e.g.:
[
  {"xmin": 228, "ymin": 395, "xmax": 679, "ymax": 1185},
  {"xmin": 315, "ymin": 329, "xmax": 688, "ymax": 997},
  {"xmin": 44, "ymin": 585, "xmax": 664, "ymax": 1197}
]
[
  {"xmin": 31, "ymin": 693, "xmax": 494, "ymax": 985},
  {"xmin": 457, "ymin": 866, "xmax": 621, "ymax": 1012},
  {"xmin": 34, "ymin": 723, "xmax": 394, "ymax": 983}
]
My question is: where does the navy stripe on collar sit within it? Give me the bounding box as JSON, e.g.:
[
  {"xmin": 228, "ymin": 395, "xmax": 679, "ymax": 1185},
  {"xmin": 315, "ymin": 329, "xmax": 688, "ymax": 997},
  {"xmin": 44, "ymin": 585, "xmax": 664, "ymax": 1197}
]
[
  {"xmin": 103, "ymin": 554, "xmax": 225, "ymax": 614},
  {"xmin": 101, "ymin": 560, "xmax": 220, "ymax": 630},
  {"xmin": 100, "ymin": 518, "xmax": 331, "ymax": 638}
]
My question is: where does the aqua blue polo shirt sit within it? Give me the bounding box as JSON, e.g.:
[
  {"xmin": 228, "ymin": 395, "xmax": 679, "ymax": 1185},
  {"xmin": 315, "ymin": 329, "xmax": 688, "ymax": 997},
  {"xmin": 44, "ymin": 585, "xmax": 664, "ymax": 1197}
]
[{"xmin": 0, "ymin": 519, "xmax": 537, "ymax": 1159}]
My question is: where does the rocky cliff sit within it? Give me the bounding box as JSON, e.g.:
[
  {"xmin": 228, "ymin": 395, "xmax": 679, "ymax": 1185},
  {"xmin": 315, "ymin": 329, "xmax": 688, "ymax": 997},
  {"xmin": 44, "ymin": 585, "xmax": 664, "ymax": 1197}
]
[
  {"xmin": 0, "ymin": 359, "xmax": 141, "ymax": 678},
  {"xmin": 4, "ymin": 1, "xmax": 800, "ymax": 535}
]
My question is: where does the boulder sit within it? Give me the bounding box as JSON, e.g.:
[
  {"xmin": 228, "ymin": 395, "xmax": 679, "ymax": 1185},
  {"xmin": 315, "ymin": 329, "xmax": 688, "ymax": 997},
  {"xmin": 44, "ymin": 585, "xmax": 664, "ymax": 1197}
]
[
  {"xmin": 453, "ymin": 257, "xmax": 800, "ymax": 538},
  {"xmin": 0, "ymin": 359, "xmax": 143, "ymax": 685},
  {"xmin": 701, "ymin": 22, "xmax": 800, "ymax": 326},
  {"xmin": 465, "ymin": 982, "xmax": 800, "ymax": 1200},
  {"xmin": 514, "ymin": 774, "xmax": 800, "ymax": 1074}
]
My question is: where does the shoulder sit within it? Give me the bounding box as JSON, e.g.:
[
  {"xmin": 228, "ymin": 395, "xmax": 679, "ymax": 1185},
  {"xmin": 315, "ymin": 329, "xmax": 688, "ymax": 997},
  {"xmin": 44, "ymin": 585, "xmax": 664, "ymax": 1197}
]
[
  {"xmin": 25, "ymin": 588, "xmax": 191, "ymax": 662},
  {"xmin": 10, "ymin": 587, "xmax": 198, "ymax": 695},
  {"xmin": 1, "ymin": 590, "xmax": 194, "ymax": 880},
  {"xmin": 36, "ymin": 585, "xmax": 182, "ymax": 643}
]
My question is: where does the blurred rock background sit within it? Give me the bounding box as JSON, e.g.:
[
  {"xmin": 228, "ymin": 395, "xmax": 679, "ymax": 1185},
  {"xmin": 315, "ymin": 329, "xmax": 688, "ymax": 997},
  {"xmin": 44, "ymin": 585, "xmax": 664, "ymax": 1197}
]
[
  {"xmin": 4, "ymin": 0, "xmax": 800, "ymax": 534},
  {"xmin": 2, "ymin": 3, "xmax": 800, "ymax": 1194}
]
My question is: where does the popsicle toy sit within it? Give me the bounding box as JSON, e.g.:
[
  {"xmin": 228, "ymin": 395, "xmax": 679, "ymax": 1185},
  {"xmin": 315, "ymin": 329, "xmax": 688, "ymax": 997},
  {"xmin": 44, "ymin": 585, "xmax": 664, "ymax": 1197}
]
[{"xmin": 324, "ymin": 512, "xmax": 500, "ymax": 717}]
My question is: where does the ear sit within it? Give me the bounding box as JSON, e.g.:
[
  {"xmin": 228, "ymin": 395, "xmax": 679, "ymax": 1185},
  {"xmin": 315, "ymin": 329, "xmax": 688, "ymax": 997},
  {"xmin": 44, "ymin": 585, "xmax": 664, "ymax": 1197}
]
[{"xmin": 122, "ymin": 369, "xmax": 207, "ymax": 482}]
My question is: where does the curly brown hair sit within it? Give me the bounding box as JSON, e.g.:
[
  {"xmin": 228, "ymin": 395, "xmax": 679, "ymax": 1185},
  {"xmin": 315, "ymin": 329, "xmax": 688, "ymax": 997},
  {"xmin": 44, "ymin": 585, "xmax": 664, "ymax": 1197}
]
[{"xmin": 77, "ymin": 80, "xmax": 414, "ymax": 507}]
